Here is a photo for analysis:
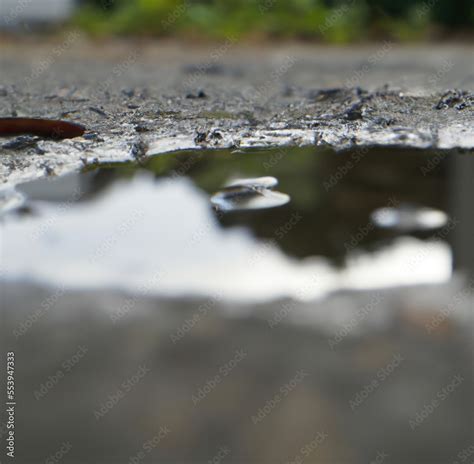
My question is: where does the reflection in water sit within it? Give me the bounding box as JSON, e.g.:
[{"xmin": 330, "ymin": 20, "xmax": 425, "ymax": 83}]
[
  {"xmin": 2, "ymin": 146, "xmax": 473, "ymax": 464},
  {"xmin": 8, "ymin": 146, "xmax": 473, "ymax": 275},
  {"xmin": 211, "ymin": 176, "xmax": 290, "ymax": 212},
  {"xmin": 225, "ymin": 176, "xmax": 279, "ymax": 189},
  {"xmin": 0, "ymin": 188, "xmax": 25, "ymax": 215},
  {"xmin": 3, "ymin": 175, "xmax": 451, "ymax": 302},
  {"xmin": 370, "ymin": 204, "xmax": 449, "ymax": 232},
  {"xmin": 450, "ymin": 154, "xmax": 474, "ymax": 278}
]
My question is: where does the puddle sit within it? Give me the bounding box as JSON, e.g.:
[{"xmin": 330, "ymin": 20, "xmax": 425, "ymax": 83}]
[
  {"xmin": 2, "ymin": 146, "xmax": 473, "ymax": 302},
  {"xmin": 2, "ymin": 146, "xmax": 473, "ymax": 464}
]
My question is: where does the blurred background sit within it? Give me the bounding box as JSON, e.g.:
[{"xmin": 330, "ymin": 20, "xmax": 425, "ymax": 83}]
[{"xmin": 0, "ymin": 0, "xmax": 473, "ymax": 41}]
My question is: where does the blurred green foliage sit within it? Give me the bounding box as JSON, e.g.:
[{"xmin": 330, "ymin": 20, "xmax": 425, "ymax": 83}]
[{"xmin": 75, "ymin": 0, "xmax": 474, "ymax": 41}]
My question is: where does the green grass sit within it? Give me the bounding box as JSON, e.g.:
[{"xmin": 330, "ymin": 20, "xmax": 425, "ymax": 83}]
[{"xmin": 74, "ymin": 0, "xmax": 474, "ymax": 42}]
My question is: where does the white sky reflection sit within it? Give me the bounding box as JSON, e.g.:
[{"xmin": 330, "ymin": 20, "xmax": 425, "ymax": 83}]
[{"xmin": 1, "ymin": 175, "xmax": 452, "ymax": 302}]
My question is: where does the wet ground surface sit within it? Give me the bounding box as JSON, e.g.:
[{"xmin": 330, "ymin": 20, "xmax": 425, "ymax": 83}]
[
  {"xmin": 1, "ymin": 146, "xmax": 473, "ymax": 463},
  {"xmin": 0, "ymin": 40, "xmax": 473, "ymax": 188}
]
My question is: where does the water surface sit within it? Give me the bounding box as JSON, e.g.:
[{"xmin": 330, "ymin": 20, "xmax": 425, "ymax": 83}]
[{"xmin": 1, "ymin": 146, "xmax": 473, "ymax": 464}]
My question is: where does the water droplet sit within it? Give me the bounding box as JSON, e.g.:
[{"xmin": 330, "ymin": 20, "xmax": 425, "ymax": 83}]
[{"xmin": 371, "ymin": 204, "xmax": 448, "ymax": 231}]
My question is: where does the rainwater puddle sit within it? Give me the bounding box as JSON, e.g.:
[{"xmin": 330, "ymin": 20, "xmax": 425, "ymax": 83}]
[
  {"xmin": 2, "ymin": 146, "xmax": 473, "ymax": 302},
  {"xmin": 2, "ymin": 145, "xmax": 473, "ymax": 464}
]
